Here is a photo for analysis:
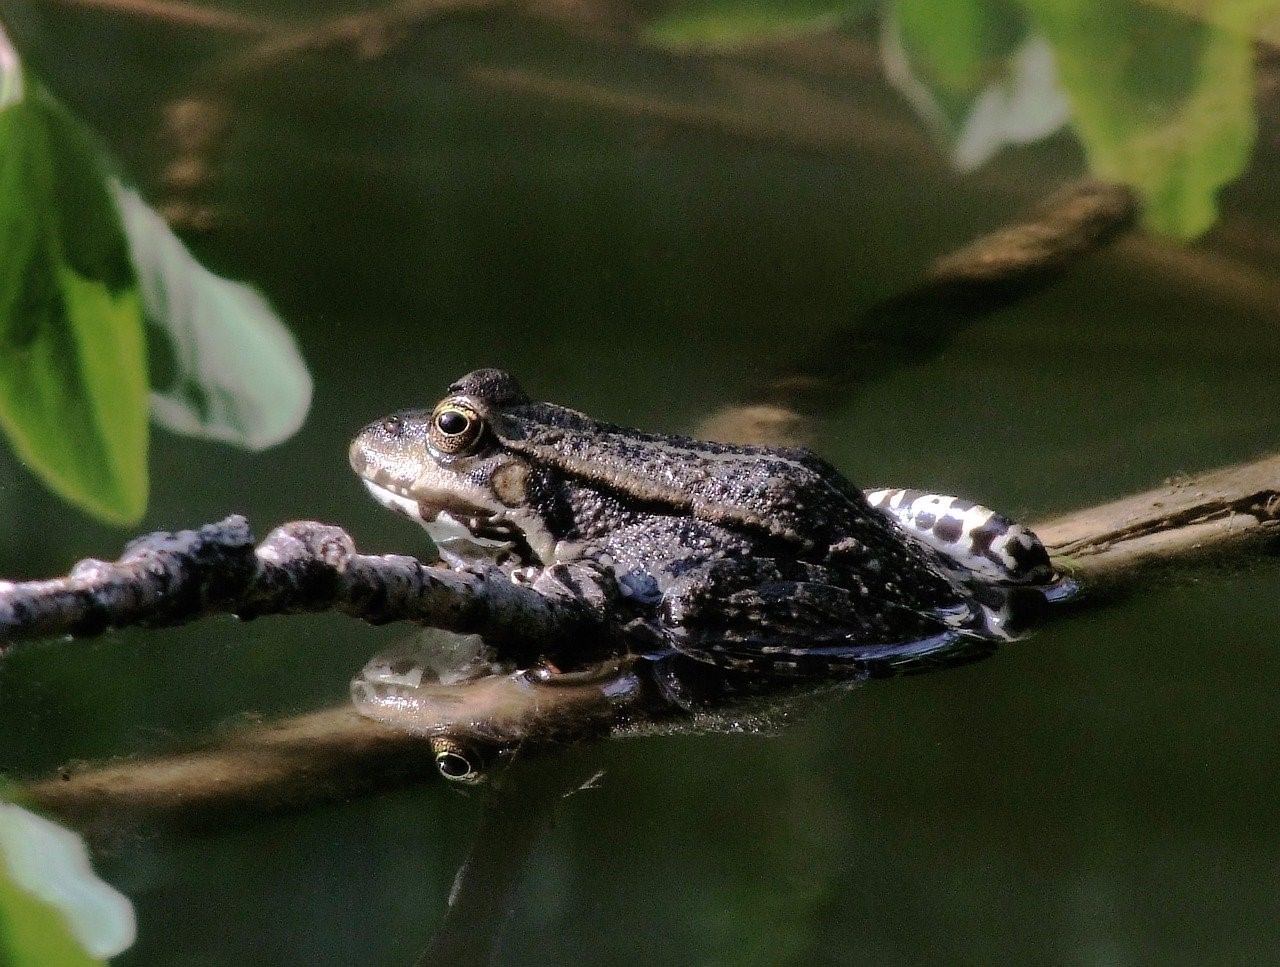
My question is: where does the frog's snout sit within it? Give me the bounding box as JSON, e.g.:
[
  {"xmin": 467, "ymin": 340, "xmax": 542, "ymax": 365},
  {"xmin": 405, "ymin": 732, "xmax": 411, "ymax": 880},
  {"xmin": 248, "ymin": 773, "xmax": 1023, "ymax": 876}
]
[
  {"xmin": 348, "ymin": 437, "xmax": 368, "ymax": 476},
  {"xmin": 349, "ymin": 411, "xmax": 420, "ymax": 480}
]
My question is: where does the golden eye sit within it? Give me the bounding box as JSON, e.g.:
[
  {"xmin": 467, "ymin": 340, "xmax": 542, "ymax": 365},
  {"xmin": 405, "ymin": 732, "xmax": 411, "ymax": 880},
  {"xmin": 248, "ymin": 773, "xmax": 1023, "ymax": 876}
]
[{"xmin": 430, "ymin": 401, "xmax": 483, "ymax": 454}]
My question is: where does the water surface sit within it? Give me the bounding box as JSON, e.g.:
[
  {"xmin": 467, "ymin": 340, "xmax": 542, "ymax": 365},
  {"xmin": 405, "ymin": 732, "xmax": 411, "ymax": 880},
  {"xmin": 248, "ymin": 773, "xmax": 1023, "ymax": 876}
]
[{"xmin": 3, "ymin": 2, "xmax": 1280, "ymax": 963}]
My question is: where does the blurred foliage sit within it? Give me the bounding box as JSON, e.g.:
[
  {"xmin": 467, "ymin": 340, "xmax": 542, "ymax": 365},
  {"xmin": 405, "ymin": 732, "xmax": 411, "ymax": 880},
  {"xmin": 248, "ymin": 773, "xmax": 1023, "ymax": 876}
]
[
  {"xmin": 892, "ymin": 0, "xmax": 1027, "ymax": 121},
  {"xmin": 116, "ymin": 186, "xmax": 312, "ymax": 452},
  {"xmin": 0, "ymin": 24, "xmax": 309, "ymax": 526},
  {"xmin": 0, "ymin": 790, "xmax": 136, "ymax": 965},
  {"xmin": 647, "ymin": 0, "xmax": 1277, "ymax": 238},
  {"xmin": 885, "ymin": 0, "xmax": 1070, "ymax": 171},
  {"xmin": 1019, "ymin": 0, "xmax": 1260, "ymax": 239},
  {"xmin": 0, "ymin": 869, "xmax": 101, "ymax": 967},
  {"xmin": 0, "ymin": 66, "xmax": 149, "ymax": 525}
]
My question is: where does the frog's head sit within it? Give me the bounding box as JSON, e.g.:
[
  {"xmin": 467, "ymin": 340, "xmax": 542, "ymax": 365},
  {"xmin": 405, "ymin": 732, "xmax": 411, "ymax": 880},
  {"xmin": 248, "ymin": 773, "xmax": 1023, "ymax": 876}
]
[
  {"xmin": 350, "ymin": 368, "xmax": 568, "ymax": 564},
  {"xmin": 353, "ymin": 367, "xmax": 845, "ymax": 567}
]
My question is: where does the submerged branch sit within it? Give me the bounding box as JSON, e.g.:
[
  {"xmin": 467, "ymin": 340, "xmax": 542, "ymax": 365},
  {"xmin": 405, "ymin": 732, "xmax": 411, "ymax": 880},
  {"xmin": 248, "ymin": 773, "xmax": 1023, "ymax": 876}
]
[
  {"xmin": 27, "ymin": 669, "xmax": 638, "ymax": 836},
  {"xmin": 29, "ymin": 707, "xmax": 432, "ymax": 834},
  {"xmin": 0, "ymin": 516, "xmax": 603, "ymax": 655},
  {"xmin": 22, "ymin": 448, "xmax": 1280, "ymax": 832},
  {"xmin": 699, "ymin": 179, "xmax": 1138, "ymax": 444}
]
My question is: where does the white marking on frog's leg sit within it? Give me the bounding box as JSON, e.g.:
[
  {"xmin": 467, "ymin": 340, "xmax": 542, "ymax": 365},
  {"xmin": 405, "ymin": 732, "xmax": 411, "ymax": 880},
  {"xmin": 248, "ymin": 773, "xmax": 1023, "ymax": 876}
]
[
  {"xmin": 956, "ymin": 503, "xmax": 993, "ymax": 529},
  {"xmin": 863, "ymin": 488, "xmax": 894, "ymax": 508},
  {"xmin": 987, "ymin": 526, "xmax": 1054, "ymax": 583},
  {"xmin": 866, "ymin": 487, "xmax": 1053, "ymax": 584}
]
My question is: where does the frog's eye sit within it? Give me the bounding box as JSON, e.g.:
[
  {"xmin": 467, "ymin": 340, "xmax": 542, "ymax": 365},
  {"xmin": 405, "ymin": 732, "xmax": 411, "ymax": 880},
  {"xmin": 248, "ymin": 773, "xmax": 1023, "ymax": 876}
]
[{"xmin": 429, "ymin": 401, "xmax": 483, "ymax": 455}]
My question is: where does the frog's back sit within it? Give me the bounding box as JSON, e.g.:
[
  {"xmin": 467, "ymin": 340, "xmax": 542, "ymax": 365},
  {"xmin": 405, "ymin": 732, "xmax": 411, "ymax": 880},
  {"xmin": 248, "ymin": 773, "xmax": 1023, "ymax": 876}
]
[{"xmin": 496, "ymin": 403, "xmax": 872, "ymax": 547}]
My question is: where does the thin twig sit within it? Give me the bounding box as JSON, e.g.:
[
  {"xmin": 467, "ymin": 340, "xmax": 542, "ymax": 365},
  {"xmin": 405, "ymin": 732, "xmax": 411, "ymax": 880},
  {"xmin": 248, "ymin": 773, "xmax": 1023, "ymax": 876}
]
[
  {"xmin": 216, "ymin": 0, "xmax": 494, "ymax": 78},
  {"xmin": 46, "ymin": 0, "xmax": 280, "ymax": 34}
]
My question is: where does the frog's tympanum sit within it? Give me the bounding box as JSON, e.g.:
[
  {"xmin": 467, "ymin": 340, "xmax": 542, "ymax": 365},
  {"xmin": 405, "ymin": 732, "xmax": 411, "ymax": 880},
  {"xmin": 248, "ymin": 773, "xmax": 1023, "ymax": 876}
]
[{"xmin": 349, "ymin": 369, "xmax": 1057, "ymax": 677}]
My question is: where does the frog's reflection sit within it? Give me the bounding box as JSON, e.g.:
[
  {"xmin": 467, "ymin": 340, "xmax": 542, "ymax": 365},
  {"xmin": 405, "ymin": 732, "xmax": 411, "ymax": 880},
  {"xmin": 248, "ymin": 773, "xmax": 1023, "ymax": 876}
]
[
  {"xmin": 350, "ymin": 580, "xmax": 1060, "ymax": 961},
  {"xmin": 352, "ymin": 578, "xmax": 1064, "ymax": 788}
]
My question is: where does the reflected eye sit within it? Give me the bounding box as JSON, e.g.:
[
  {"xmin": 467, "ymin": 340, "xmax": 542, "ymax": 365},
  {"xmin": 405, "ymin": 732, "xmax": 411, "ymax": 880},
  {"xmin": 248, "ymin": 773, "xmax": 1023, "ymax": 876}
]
[
  {"xmin": 429, "ymin": 401, "xmax": 483, "ymax": 455},
  {"xmin": 431, "ymin": 738, "xmax": 484, "ymax": 783},
  {"xmin": 436, "ymin": 751, "xmax": 477, "ymax": 781}
]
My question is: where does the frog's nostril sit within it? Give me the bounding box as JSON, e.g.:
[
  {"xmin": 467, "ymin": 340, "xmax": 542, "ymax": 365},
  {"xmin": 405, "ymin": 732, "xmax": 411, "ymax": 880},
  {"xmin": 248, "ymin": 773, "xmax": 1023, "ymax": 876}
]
[{"xmin": 381, "ymin": 415, "xmax": 403, "ymax": 435}]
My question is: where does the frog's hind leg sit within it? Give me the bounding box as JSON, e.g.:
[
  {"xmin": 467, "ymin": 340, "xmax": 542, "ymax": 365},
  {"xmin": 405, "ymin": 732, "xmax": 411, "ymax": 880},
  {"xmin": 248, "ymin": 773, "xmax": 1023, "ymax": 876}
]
[{"xmin": 863, "ymin": 487, "xmax": 1054, "ymax": 586}]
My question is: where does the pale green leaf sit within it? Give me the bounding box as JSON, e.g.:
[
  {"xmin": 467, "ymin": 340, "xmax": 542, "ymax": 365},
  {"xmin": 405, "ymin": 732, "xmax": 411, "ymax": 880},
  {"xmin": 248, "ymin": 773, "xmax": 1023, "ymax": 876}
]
[
  {"xmin": 0, "ymin": 23, "xmax": 21, "ymax": 108},
  {"xmin": 0, "ymin": 801, "xmax": 136, "ymax": 965},
  {"xmin": 114, "ymin": 185, "xmax": 311, "ymax": 451}
]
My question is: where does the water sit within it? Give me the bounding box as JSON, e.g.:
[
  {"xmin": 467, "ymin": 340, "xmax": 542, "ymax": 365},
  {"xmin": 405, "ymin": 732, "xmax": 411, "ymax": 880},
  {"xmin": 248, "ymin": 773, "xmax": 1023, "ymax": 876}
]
[{"xmin": 3, "ymin": 1, "xmax": 1280, "ymax": 963}]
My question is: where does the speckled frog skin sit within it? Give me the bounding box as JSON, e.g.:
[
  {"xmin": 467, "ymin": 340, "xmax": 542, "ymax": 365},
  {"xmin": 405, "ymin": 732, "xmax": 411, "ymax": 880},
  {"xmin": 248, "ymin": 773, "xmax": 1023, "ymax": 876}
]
[{"xmin": 349, "ymin": 369, "xmax": 1055, "ymax": 673}]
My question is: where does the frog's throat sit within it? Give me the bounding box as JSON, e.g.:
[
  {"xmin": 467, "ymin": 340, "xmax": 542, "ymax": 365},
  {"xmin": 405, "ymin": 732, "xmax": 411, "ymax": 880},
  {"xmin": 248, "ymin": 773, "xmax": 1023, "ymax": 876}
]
[
  {"xmin": 360, "ymin": 478, "xmax": 515, "ymax": 553},
  {"xmin": 359, "ymin": 478, "xmax": 563, "ymax": 564}
]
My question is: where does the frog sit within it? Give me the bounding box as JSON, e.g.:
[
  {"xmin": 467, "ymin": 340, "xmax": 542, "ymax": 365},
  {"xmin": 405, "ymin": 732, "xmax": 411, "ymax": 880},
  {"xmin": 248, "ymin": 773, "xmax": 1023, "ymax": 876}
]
[{"xmin": 348, "ymin": 368, "xmax": 1058, "ymax": 677}]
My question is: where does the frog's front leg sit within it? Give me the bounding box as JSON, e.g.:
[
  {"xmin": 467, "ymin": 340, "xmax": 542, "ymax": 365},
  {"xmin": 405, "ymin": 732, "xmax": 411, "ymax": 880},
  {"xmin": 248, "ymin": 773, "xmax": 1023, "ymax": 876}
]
[{"xmin": 863, "ymin": 487, "xmax": 1054, "ymax": 585}]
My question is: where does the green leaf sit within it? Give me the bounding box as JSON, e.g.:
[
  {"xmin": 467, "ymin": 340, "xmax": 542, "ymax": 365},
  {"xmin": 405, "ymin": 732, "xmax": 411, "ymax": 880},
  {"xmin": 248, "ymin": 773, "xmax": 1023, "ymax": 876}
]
[
  {"xmin": 0, "ymin": 56, "xmax": 149, "ymax": 524},
  {"xmin": 0, "ymin": 800, "xmax": 136, "ymax": 965},
  {"xmin": 644, "ymin": 0, "xmax": 874, "ymax": 50},
  {"xmin": 1018, "ymin": 0, "xmax": 1260, "ymax": 239},
  {"xmin": 0, "ymin": 872, "xmax": 101, "ymax": 967},
  {"xmin": 114, "ymin": 185, "xmax": 312, "ymax": 451}
]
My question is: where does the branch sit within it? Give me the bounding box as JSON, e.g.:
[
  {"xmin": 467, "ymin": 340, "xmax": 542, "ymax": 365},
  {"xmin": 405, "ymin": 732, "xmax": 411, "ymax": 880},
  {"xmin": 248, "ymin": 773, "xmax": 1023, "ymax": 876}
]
[
  {"xmin": 27, "ymin": 672, "xmax": 633, "ymax": 837},
  {"xmin": 22, "ymin": 449, "xmax": 1280, "ymax": 832},
  {"xmin": 214, "ymin": 0, "xmax": 494, "ymax": 78},
  {"xmin": 1037, "ymin": 453, "xmax": 1280, "ymax": 587},
  {"xmin": 0, "ymin": 516, "xmax": 603, "ymax": 656}
]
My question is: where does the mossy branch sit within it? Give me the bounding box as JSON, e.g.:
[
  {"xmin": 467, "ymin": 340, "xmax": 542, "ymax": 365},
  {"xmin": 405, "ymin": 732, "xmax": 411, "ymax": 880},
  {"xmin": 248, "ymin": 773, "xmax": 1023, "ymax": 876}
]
[{"xmin": 0, "ymin": 517, "xmax": 604, "ymax": 655}]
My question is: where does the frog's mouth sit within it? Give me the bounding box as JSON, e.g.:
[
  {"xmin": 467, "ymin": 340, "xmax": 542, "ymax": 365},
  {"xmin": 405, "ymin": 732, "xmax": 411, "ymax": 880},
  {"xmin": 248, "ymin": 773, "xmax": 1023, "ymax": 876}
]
[{"xmin": 360, "ymin": 479, "xmax": 527, "ymax": 559}]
